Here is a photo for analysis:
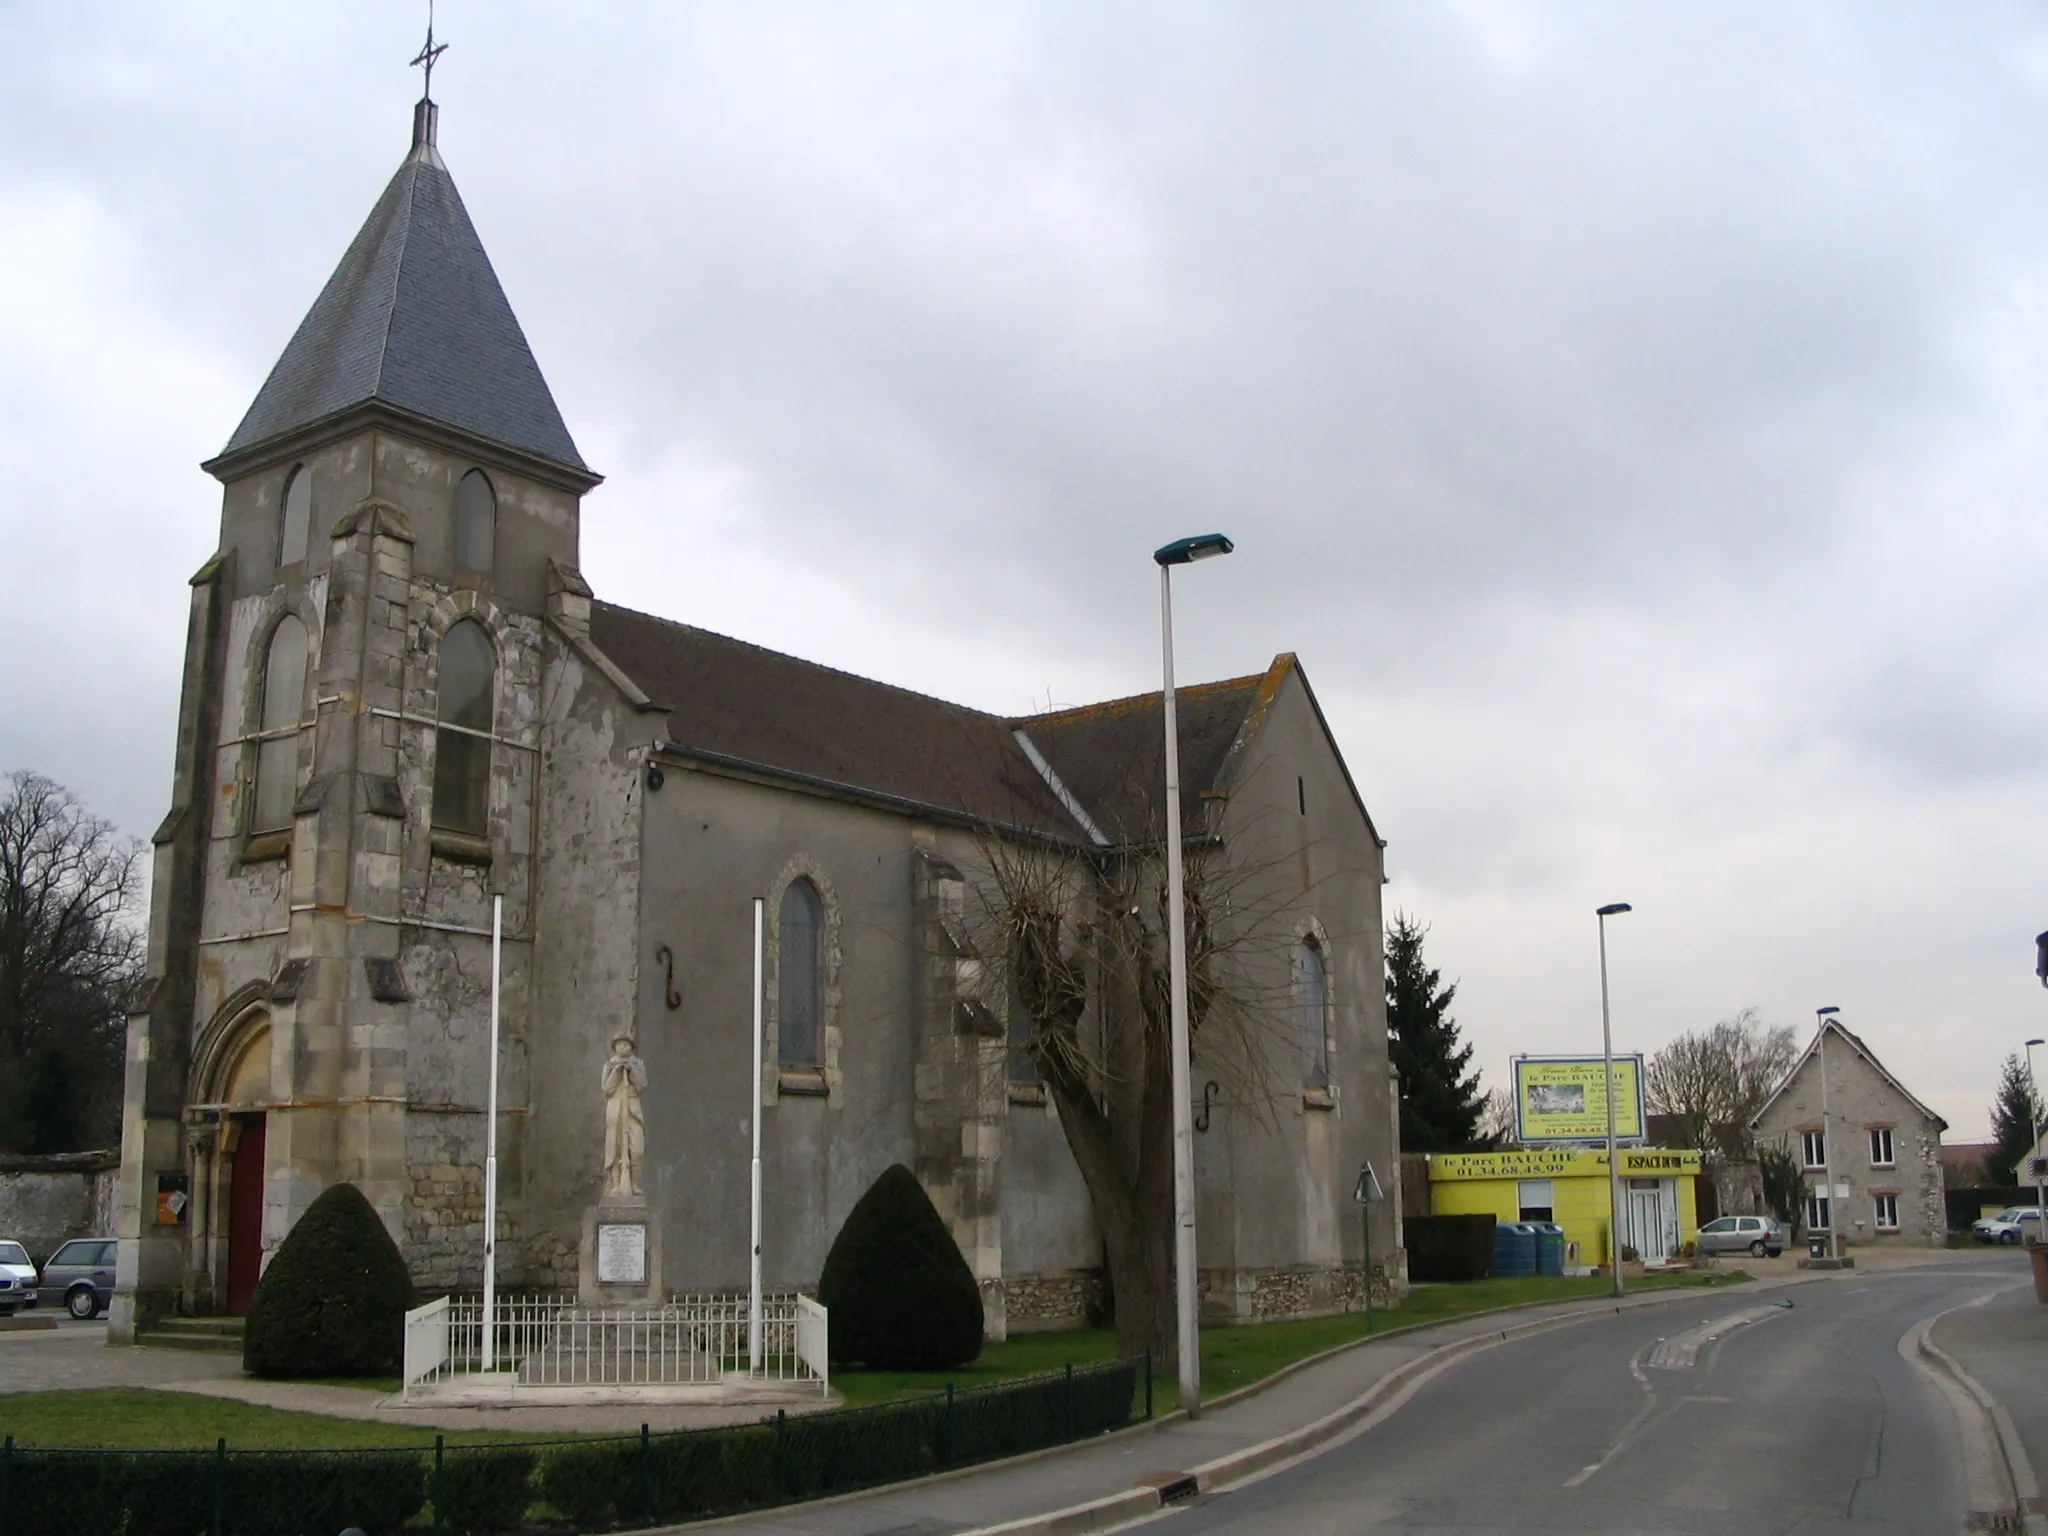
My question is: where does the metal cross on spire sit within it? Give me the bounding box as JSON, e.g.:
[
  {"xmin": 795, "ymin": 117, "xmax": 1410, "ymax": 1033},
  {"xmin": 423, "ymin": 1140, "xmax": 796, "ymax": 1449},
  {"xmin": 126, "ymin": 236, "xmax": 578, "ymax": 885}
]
[{"xmin": 411, "ymin": 1, "xmax": 448, "ymax": 102}]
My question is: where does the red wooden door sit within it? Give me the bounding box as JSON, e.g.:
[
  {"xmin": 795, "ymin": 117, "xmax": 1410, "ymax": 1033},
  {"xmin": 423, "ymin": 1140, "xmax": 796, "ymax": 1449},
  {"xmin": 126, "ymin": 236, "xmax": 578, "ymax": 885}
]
[{"xmin": 226, "ymin": 1116, "xmax": 267, "ymax": 1315}]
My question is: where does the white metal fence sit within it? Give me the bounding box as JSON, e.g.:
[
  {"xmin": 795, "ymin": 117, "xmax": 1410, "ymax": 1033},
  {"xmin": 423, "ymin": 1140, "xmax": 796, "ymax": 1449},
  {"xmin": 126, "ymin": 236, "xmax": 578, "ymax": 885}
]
[{"xmin": 402, "ymin": 1292, "xmax": 828, "ymax": 1399}]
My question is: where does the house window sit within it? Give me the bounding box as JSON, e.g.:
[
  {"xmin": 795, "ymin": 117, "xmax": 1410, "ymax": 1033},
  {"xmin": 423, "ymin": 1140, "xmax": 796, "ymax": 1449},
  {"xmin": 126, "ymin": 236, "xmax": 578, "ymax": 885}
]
[
  {"xmin": 778, "ymin": 879, "xmax": 823, "ymax": 1068},
  {"xmin": 1801, "ymin": 1130, "xmax": 1827, "ymax": 1169},
  {"xmin": 279, "ymin": 464, "xmax": 311, "ymax": 566},
  {"xmin": 1517, "ymin": 1179, "xmax": 1554, "ymax": 1222},
  {"xmin": 1869, "ymin": 1127, "xmax": 1895, "ymax": 1167},
  {"xmin": 1007, "ymin": 987, "xmax": 1042, "ymax": 1088},
  {"xmin": 250, "ymin": 615, "xmax": 308, "ymax": 833},
  {"xmin": 456, "ymin": 468, "xmax": 496, "ymax": 571},
  {"xmin": 1873, "ymin": 1193, "xmax": 1900, "ymax": 1231},
  {"xmin": 1296, "ymin": 936, "xmax": 1330, "ymax": 1089},
  {"xmin": 431, "ymin": 619, "xmax": 494, "ymax": 836},
  {"xmin": 1806, "ymin": 1192, "xmax": 1832, "ymax": 1231}
]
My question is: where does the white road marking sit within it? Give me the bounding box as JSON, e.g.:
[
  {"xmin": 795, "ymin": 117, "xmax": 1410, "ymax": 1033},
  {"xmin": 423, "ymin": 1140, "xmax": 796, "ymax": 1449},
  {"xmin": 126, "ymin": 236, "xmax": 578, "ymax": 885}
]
[
  {"xmin": 1644, "ymin": 1305, "xmax": 1782, "ymax": 1370},
  {"xmin": 1566, "ymin": 1306, "xmax": 1784, "ymax": 1488}
]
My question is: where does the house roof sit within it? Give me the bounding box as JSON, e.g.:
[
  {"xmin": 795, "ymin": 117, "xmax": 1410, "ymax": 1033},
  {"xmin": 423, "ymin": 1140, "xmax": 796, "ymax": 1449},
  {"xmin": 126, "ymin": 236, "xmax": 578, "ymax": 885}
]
[
  {"xmin": 210, "ymin": 109, "xmax": 590, "ymax": 482},
  {"xmin": 589, "ymin": 602, "xmax": 1331, "ymax": 848},
  {"xmin": 1749, "ymin": 1020, "xmax": 1949, "ymax": 1134}
]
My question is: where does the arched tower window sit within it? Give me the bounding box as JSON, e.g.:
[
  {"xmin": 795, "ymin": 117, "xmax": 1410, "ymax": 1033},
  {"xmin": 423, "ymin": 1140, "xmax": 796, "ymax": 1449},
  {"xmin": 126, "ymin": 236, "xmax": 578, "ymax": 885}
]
[
  {"xmin": 432, "ymin": 620, "xmax": 495, "ymax": 836},
  {"xmin": 1296, "ymin": 936, "xmax": 1330, "ymax": 1089},
  {"xmin": 456, "ymin": 469, "xmax": 496, "ymax": 572},
  {"xmin": 778, "ymin": 879, "xmax": 824, "ymax": 1068},
  {"xmin": 279, "ymin": 464, "xmax": 312, "ymax": 567},
  {"xmin": 250, "ymin": 616, "xmax": 308, "ymax": 833}
]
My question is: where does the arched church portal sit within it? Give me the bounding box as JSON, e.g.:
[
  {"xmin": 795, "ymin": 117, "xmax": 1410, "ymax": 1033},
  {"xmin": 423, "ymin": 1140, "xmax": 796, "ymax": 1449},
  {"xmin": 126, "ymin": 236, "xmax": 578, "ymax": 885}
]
[{"xmin": 213, "ymin": 1018, "xmax": 271, "ymax": 1315}]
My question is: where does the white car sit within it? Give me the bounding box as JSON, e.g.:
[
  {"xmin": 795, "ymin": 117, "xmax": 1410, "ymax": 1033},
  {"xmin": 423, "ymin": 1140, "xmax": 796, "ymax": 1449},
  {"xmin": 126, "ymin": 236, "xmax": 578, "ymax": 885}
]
[
  {"xmin": 1971, "ymin": 1207, "xmax": 2044, "ymax": 1244},
  {"xmin": 0, "ymin": 1241, "xmax": 39, "ymax": 1314}
]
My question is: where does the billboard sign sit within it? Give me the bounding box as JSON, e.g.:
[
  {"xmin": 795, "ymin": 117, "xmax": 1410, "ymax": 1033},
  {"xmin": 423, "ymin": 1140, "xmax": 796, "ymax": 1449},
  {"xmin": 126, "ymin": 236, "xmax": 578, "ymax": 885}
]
[{"xmin": 1512, "ymin": 1055, "xmax": 1646, "ymax": 1145}]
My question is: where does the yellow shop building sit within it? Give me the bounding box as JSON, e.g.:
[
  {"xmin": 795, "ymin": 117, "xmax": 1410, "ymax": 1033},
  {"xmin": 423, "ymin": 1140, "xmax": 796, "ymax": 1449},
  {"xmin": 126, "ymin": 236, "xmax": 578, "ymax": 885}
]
[{"xmin": 1428, "ymin": 1147, "xmax": 1702, "ymax": 1265}]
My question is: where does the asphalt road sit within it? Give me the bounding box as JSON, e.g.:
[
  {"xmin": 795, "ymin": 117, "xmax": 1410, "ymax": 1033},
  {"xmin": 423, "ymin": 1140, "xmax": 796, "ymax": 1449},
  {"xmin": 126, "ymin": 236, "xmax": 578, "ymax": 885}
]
[{"xmin": 1145, "ymin": 1259, "xmax": 2012, "ymax": 1535}]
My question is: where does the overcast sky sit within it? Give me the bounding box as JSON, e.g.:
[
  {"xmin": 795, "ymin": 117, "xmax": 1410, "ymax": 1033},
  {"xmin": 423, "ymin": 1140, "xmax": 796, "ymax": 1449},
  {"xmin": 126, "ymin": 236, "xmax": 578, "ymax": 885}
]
[{"xmin": 5, "ymin": 3, "xmax": 2046, "ymax": 1139}]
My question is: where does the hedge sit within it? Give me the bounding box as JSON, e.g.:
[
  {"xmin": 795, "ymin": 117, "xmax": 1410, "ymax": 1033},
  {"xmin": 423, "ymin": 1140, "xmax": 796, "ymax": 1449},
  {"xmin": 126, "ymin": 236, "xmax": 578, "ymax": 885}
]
[
  {"xmin": 1405, "ymin": 1214, "xmax": 1496, "ymax": 1281},
  {"xmin": 818, "ymin": 1163, "xmax": 985, "ymax": 1369},
  {"xmin": 244, "ymin": 1181, "xmax": 415, "ymax": 1378},
  {"xmin": 0, "ymin": 1356, "xmax": 1144, "ymax": 1536}
]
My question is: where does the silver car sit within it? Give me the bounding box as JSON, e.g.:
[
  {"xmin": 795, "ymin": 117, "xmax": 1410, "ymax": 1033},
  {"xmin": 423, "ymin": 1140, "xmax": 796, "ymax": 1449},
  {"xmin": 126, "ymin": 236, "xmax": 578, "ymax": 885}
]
[
  {"xmin": 0, "ymin": 1242, "xmax": 39, "ymax": 1314},
  {"xmin": 1971, "ymin": 1208, "xmax": 2043, "ymax": 1245},
  {"xmin": 36, "ymin": 1237, "xmax": 115, "ymax": 1319},
  {"xmin": 1695, "ymin": 1215, "xmax": 1785, "ymax": 1258}
]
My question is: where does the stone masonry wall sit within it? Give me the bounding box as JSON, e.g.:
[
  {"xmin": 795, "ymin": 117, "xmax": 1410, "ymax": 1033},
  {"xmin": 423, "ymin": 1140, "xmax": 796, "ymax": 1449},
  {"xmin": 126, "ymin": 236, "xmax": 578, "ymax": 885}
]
[
  {"xmin": 402, "ymin": 1160, "xmax": 576, "ymax": 1293},
  {"xmin": 1754, "ymin": 1030, "xmax": 1946, "ymax": 1246}
]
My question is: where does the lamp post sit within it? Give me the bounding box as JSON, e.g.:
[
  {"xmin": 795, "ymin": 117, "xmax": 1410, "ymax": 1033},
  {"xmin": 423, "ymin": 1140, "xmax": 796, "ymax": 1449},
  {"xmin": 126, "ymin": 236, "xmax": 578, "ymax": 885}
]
[
  {"xmin": 2026, "ymin": 1038, "xmax": 2045, "ymax": 1236},
  {"xmin": 1154, "ymin": 531, "xmax": 1234, "ymax": 1417},
  {"xmin": 1596, "ymin": 903, "xmax": 1631, "ymax": 1297},
  {"xmin": 1816, "ymin": 1006, "xmax": 1840, "ymax": 1261}
]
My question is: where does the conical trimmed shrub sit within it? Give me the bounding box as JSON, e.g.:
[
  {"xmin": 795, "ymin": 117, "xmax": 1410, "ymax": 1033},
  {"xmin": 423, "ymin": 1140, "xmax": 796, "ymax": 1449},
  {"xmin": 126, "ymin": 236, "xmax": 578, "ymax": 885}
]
[
  {"xmin": 818, "ymin": 1164, "xmax": 984, "ymax": 1370},
  {"xmin": 244, "ymin": 1181, "xmax": 415, "ymax": 1378}
]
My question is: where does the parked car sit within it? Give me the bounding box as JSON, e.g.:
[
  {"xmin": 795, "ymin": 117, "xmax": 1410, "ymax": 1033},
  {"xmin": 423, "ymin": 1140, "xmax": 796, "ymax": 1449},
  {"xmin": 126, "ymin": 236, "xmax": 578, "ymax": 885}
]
[
  {"xmin": 37, "ymin": 1237, "xmax": 115, "ymax": 1319},
  {"xmin": 1971, "ymin": 1207, "xmax": 2044, "ymax": 1245},
  {"xmin": 1694, "ymin": 1214, "xmax": 1786, "ymax": 1258},
  {"xmin": 0, "ymin": 1242, "xmax": 39, "ymax": 1315}
]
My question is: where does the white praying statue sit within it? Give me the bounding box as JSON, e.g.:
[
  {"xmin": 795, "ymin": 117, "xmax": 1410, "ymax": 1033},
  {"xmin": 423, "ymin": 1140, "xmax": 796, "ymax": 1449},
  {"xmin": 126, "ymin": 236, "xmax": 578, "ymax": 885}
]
[{"xmin": 601, "ymin": 1033, "xmax": 648, "ymax": 1199}]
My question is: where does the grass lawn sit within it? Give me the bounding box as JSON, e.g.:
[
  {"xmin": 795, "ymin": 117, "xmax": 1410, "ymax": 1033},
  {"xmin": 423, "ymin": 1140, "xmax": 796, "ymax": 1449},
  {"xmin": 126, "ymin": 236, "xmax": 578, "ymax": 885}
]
[
  {"xmin": 0, "ymin": 1388, "xmax": 563, "ymax": 1449},
  {"xmin": 834, "ymin": 1267, "xmax": 1750, "ymax": 1409},
  {"xmin": 0, "ymin": 1270, "xmax": 1749, "ymax": 1444}
]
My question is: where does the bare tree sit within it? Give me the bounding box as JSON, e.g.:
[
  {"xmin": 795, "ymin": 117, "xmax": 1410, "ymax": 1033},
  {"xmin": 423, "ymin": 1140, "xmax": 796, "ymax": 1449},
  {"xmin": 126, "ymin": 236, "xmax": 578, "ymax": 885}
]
[
  {"xmin": 0, "ymin": 772, "xmax": 143, "ymax": 1151},
  {"xmin": 1476, "ymin": 1086, "xmax": 1517, "ymax": 1149},
  {"xmin": 966, "ymin": 814, "xmax": 1307, "ymax": 1366},
  {"xmin": 1643, "ymin": 1008, "xmax": 1798, "ymax": 1166},
  {"xmin": 1757, "ymin": 1135, "xmax": 1806, "ymax": 1237}
]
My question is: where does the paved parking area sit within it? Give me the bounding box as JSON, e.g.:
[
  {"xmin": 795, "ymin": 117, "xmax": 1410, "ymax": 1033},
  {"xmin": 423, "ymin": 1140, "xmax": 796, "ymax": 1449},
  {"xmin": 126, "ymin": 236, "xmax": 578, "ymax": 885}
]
[{"xmin": 0, "ymin": 1323, "xmax": 236, "ymax": 1394}]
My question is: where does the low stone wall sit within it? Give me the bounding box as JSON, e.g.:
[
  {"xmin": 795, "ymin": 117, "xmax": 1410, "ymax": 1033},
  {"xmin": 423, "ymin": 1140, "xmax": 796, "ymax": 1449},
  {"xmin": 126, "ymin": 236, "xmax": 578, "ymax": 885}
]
[
  {"xmin": 1001, "ymin": 1257, "xmax": 1408, "ymax": 1334},
  {"xmin": 1209, "ymin": 1255, "xmax": 1407, "ymax": 1322},
  {"xmin": 1002, "ymin": 1268, "xmax": 1106, "ymax": 1333},
  {"xmin": 0, "ymin": 1151, "xmax": 118, "ymax": 1262}
]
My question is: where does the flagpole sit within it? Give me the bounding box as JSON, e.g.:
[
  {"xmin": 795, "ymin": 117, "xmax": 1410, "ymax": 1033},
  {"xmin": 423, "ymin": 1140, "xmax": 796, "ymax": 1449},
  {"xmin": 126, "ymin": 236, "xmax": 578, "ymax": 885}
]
[
  {"xmin": 749, "ymin": 897, "xmax": 765, "ymax": 1374},
  {"xmin": 482, "ymin": 892, "xmax": 502, "ymax": 1370}
]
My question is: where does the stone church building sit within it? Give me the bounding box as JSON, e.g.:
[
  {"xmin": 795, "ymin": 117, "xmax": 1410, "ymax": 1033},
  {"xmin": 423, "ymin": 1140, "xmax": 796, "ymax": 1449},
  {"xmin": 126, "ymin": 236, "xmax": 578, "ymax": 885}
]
[{"xmin": 111, "ymin": 96, "xmax": 1401, "ymax": 1340}]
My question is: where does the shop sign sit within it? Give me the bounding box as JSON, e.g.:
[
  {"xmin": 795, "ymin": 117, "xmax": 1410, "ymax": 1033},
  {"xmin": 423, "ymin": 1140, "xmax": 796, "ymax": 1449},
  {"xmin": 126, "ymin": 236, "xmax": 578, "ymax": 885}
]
[{"xmin": 1513, "ymin": 1054, "xmax": 1646, "ymax": 1144}]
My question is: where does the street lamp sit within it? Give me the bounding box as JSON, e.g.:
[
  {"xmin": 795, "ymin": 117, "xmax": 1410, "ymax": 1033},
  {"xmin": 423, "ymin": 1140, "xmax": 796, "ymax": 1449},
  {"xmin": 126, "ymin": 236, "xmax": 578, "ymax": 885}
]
[
  {"xmin": 2026, "ymin": 1038, "xmax": 2045, "ymax": 1233},
  {"xmin": 1155, "ymin": 531, "xmax": 1233, "ymax": 1418},
  {"xmin": 1596, "ymin": 902, "xmax": 1631, "ymax": 1298},
  {"xmin": 1816, "ymin": 1006, "xmax": 1840, "ymax": 1261}
]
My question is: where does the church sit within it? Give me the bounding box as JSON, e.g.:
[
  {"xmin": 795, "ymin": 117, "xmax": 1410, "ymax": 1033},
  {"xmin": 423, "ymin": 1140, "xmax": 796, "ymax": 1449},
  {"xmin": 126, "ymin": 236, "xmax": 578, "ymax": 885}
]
[{"xmin": 111, "ymin": 88, "xmax": 1403, "ymax": 1341}]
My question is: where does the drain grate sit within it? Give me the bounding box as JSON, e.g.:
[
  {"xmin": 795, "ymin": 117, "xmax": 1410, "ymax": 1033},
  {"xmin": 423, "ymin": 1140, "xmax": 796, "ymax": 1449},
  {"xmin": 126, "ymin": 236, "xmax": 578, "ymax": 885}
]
[{"xmin": 1967, "ymin": 1511, "xmax": 2022, "ymax": 1532}]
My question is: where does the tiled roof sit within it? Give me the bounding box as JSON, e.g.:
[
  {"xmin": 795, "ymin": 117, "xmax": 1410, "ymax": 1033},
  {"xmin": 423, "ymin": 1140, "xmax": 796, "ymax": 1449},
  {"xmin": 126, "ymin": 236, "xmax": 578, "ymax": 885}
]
[
  {"xmin": 1750, "ymin": 1020, "xmax": 1949, "ymax": 1134},
  {"xmin": 1014, "ymin": 675, "xmax": 1271, "ymax": 842},
  {"xmin": 589, "ymin": 601, "xmax": 1282, "ymax": 846},
  {"xmin": 216, "ymin": 126, "xmax": 589, "ymax": 477}
]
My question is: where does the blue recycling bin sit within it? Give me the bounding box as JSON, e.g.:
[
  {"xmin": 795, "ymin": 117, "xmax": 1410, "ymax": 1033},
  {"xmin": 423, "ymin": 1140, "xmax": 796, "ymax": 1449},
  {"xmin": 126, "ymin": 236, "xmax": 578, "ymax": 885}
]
[
  {"xmin": 1527, "ymin": 1222, "xmax": 1566, "ymax": 1277},
  {"xmin": 1492, "ymin": 1221, "xmax": 1539, "ymax": 1278}
]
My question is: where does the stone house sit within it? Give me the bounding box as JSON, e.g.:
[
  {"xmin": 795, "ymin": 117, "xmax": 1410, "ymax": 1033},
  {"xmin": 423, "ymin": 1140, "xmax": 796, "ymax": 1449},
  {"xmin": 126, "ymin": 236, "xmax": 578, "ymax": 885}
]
[
  {"xmin": 111, "ymin": 94, "xmax": 1402, "ymax": 1340},
  {"xmin": 1750, "ymin": 1019, "xmax": 1946, "ymax": 1247}
]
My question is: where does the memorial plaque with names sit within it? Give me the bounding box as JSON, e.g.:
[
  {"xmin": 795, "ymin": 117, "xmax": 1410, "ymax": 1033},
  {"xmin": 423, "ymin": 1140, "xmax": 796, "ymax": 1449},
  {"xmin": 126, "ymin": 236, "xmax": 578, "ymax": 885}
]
[{"xmin": 596, "ymin": 1222, "xmax": 647, "ymax": 1285}]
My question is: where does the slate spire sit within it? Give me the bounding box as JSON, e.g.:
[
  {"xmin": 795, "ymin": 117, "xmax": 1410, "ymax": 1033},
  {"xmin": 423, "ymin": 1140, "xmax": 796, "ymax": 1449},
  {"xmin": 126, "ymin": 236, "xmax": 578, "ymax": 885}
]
[{"xmin": 209, "ymin": 93, "xmax": 594, "ymax": 485}]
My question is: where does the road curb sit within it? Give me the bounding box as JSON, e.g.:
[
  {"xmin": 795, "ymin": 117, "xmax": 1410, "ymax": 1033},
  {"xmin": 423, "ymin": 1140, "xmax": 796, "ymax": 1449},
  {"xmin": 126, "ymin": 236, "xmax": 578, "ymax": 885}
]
[
  {"xmin": 1916, "ymin": 1299, "xmax": 2048, "ymax": 1536},
  {"xmin": 957, "ymin": 1280, "xmax": 1771, "ymax": 1536}
]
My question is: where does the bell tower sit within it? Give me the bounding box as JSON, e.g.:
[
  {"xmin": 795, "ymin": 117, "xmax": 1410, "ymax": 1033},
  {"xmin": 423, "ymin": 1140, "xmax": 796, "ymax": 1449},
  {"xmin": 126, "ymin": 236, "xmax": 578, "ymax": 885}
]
[{"xmin": 114, "ymin": 52, "xmax": 601, "ymax": 1335}]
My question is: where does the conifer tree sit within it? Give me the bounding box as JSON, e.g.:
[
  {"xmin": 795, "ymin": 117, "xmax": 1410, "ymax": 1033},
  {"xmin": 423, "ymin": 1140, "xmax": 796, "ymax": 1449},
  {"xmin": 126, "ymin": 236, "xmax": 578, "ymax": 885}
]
[
  {"xmin": 1385, "ymin": 912, "xmax": 1484, "ymax": 1152},
  {"xmin": 1990, "ymin": 1052, "xmax": 2043, "ymax": 1186}
]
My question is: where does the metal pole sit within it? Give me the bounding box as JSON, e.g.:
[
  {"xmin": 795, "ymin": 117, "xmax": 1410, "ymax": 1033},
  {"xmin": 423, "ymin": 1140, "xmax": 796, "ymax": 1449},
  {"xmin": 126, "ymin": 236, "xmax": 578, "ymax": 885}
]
[
  {"xmin": 750, "ymin": 896, "xmax": 765, "ymax": 1375},
  {"xmin": 483, "ymin": 892, "xmax": 502, "ymax": 1370},
  {"xmin": 1161, "ymin": 563, "xmax": 1200, "ymax": 1417},
  {"xmin": 1598, "ymin": 911, "xmax": 1623, "ymax": 1298},
  {"xmin": 2027, "ymin": 1041, "xmax": 2046, "ymax": 1236},
  {"xmin": 1362, "ymin": 1199, "xmax": 1373, "ymax": 1333},
  {"xmin": 1818, "ymin": 1021, "xmax": 1839, "ymax": 1260}
]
